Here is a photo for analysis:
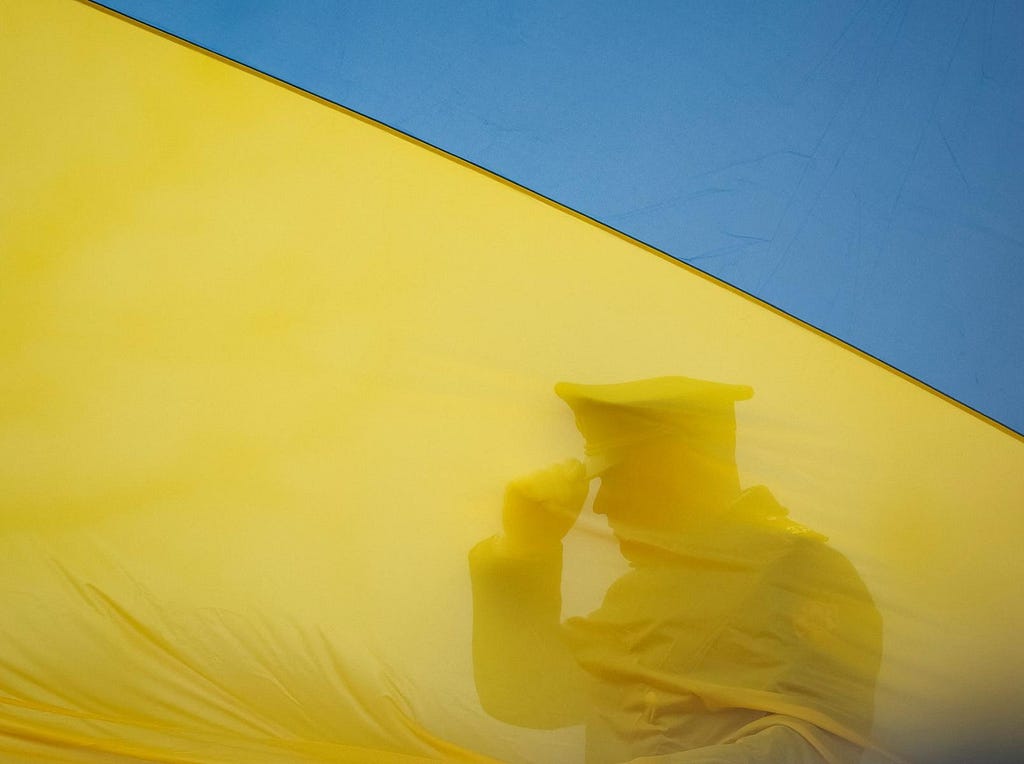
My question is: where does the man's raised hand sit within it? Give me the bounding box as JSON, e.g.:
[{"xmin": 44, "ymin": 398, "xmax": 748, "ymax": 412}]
[{"xmin": 502, "ymin": 459, "xmax": 589, "ymax": 553}]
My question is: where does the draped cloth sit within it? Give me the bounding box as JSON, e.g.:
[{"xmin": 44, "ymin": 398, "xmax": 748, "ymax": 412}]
[{"xmin": 471, "ymin": 487, "xmax": 885, "ymax": 764}]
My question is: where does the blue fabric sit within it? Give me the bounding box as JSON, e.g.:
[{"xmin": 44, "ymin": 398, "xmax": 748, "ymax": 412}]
[{"xmin": 99, "ymin": 0, "xmax": 1024, "ymax": 433}]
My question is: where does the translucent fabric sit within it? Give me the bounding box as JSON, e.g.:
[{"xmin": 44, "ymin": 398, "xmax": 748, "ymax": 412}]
[{"xmin": 1, "ymin": 2, "xmax": 1022, "ymax": 763}]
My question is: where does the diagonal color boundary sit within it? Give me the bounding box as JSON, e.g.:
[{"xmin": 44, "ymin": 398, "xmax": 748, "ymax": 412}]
[{"xmin": 76, "ymin": 0, "xmax": 1022, "ymax": 442}]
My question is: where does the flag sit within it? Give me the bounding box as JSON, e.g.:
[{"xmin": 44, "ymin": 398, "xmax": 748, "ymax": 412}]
[{"xmin": 1, "ymin": 2, "xmax": 1021, "ymax": 761}]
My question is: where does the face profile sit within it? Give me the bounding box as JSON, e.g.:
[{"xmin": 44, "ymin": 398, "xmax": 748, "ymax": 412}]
[{"xmin": 470, "ymin": 376, "xmax": 884, "ymax": 764}]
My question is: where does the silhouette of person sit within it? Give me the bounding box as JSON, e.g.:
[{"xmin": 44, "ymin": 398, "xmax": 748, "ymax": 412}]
[{"xmin": 470, "ymin": 377, "xmax": 883, "ymax": 763}]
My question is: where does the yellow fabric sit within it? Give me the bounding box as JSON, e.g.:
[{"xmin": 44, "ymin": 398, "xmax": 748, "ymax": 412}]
[
  {"xmin": 1, "ymin": 1, "xmax": 1022, "ymax": 762},
  {"xmin": 470, "ymin": 486, "xmax": 881, "ymax": 764}
]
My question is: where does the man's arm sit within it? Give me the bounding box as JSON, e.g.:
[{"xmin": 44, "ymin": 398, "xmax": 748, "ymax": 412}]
[
  {"xmin": 468, "ymin": 460, "xmax": 590, "ymax": 729},
  {"xmin": 626, "ymin": 721, "xmax": 866, "ymax": 764}
]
